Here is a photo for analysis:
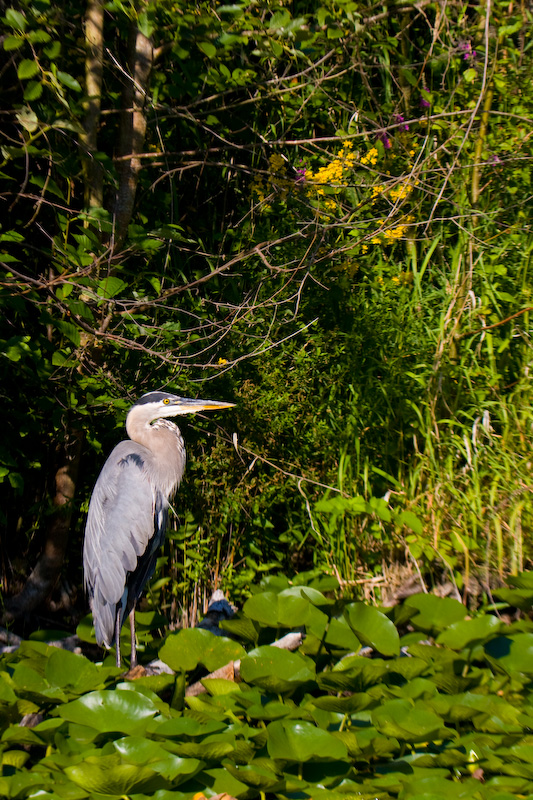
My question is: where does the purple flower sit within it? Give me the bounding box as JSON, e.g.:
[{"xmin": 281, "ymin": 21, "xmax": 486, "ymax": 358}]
[
  {"xmin": 419, "ymin": 90, "xmax": 431, "ymax": 109},
  {"xmin": 295, "ymin": 167, "xmax": 307, "ymax": 182},
  {"xmin": 459, "ymin": 41, "xmax": 476, "ymax": 61},
  {"xmin": 377, "ymin": 130, "xmax": 391, "ymax": 149},
  {"xmin": 393, "ymin": 113, "xmax": 409, "ymax": 132}
]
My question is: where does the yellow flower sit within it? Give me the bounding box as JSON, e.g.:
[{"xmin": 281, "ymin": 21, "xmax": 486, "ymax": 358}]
[
  {"xmin": 269, "ymin": 153, "xmax": 285, "ymax": 172},
  {"xmin": 217, "ymin": 358, "xmax": 228, "ymax": 365}
]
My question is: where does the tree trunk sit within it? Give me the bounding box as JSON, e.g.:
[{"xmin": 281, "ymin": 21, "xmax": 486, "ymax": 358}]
[
  {"xmin": 82, "ymin": 0, "xmax": 104, "ymax": 210},
  {"xmin": 3, "ymin": 428, "xmax": 84, "ymax": 622},
  {"xmin": 113, "ymin": 6, "xmax": 153, "ymax": 248}
]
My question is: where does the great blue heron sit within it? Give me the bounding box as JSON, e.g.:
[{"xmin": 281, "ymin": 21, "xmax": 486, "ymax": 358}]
[{"xmin": 83, "ymin": 391, "xmax": 234, "ymax": 668}]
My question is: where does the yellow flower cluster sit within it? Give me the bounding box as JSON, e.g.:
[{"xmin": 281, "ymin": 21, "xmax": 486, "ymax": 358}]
[
  {"xmin": 390, "ymin": 180, "xmax": 417, "ymax": 201},
  {"xmin": 306, "ymin": 140, "xmax": 356, "ymax": 186},
  {"xmin": 251, "ymin": 153, "xmax": 293, "ymax": 205},
  {"xmin": 371, "ymin": 215, "xmax": 415, "ymax": 245},
  {"xmin": 360, "ymin": 147, "xmax": 378, "ymax": 166}
]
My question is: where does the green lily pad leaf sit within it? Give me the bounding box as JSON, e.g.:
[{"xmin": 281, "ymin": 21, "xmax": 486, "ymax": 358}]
[
  {"xmin": 267, "ymin": 719, "xmax": 349, "ymax": 762},
  {"xmin": 159, "ymin": 628, "xmax": 245, "ymax": 672},
  {"xmin": 148, "ymin": 716, "xmax": 226, "ymax": 738},
  {"xmin": 318, "ymin": 655, "xmax": 388, "ymax": 692},
  {"xmin": 219, "ymin": 613, "xmax": 259, "ymax": 643},
  {"xmin": 44, "ymin": 648, "xmax": 106, "ymax": 695},
  {"xmin": 9, "ymin": 663, "xmax": 67, "ymax": 703},
  {"xmin": 58, "ymin": 689, "xmax": 158, "ymax": 733},
  {"xmin": 245, "ymin": 700, "xmax": 293, "ymax": 720},
  {"xmin": 372, "ymin": 698, "xmax": 445, "ymax": 743},
  {"xmin": 0, "ymin": 676, "xmax": 17, "ymax": 705},
  {"xmin": 494, "ymin": 587, "xmax": 533, "ymax": 611},
  {"xmin": 485, "ymin": 633, "xmax": 533, "ymax": 675},
  {"xmin": 311, "ymin": 693, "xmax": 371, "ymax": 714},
  {"xmin": 201, "ymin": 766, "xmax": 251, "ymax": 796},
  {"xmin": 167, "ymin": 739, "xmax": 235, "ymax": 760},
  {"xmin": 240, "ymin": 646, "xmax": 316, "ymax": 693},
  {"xmin": 152, "ymin": 755, "xmax": 204, "ymax": 783},
  {"xmin": 1, "ymin": 726, "xmax": 43, "ymax": 746},
  {"xmin": 387, "ymin": 656, "xmax": 428, "ymax": 681},
  {"xmin": 507, "ymin": 570, "xmax": 533, "ymax": 589},
  {"xmin": 113, "ymin": 737, "xmax": 204, "ymax": 782},
  {"xmin": 344, "ymin": 603, "xmax": 400, "ymax": 656},
  {"xmin": 242, "ymin": 592, "xmax": 278, "ymax": 628},
  {"xmin": 437, "ymin": 614, "xmax": 502, "ymax": 650},
  {"xmin": 65, "ymin": 754, "xmax": 160, "ymax": 795},
  {"xmin": 0, "ymin": 772, "xmax": 47, "ymax": 798},
  {"xmin": 324, "ymin": 617, "xmax": 361, "ymax": 651},
  {"xmin": 223, "ymin": 760, "xmax": 282, "ymax": 790},
  {"xmin": 243, "ymin": 590, "xmax": 306, "ymax": 626},
  {"xmin": 113, "ymin": 735, "xmax": 169, "ymax": 763},
  {"xmin": 404, "ymin": 594, "xmax": 468, "ymax": 634}
]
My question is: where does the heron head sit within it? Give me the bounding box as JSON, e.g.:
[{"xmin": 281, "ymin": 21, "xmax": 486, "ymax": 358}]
[{"xmin": 131, "ymin": 391, "xmax": 235, "ymax": 423}]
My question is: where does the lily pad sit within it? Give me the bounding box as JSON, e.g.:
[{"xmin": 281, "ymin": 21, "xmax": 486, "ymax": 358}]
[
  {"xmin": 58, "ymin": 689, "xmax": 159, "ymax": 734},
  {"xmin": 240, "ymin": 645, "xmax": 316, "ymax": 693},
  {"xmin": 267, "ymin": 719, "xmax": 349, "ymax": 762},
  {"xmin": 159, "ymin": 628, "xmax": 246, "ymax": 672},
  {"xmin": 344, "ymin": 602, "xmax": 400, "ymax": 656}
]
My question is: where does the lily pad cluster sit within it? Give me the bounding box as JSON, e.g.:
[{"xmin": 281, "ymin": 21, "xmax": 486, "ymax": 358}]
[{"xmin": 2, "ymin": 573, "xmax": 533, "ymax": 799}]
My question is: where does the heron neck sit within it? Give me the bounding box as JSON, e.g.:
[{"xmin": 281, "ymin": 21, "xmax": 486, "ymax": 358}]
[{"xmin": 126, "ymin": 415, "xmax": 186, "ymax": 496}]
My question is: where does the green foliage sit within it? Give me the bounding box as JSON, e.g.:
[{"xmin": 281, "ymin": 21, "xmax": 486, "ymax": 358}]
[
  {"xmin": 4, "ymin": 576, "xmax": 533, "ymax": 798},
  {"xmin": 0, "ymin": 0, "xmax": 532, "ymax": 619}
]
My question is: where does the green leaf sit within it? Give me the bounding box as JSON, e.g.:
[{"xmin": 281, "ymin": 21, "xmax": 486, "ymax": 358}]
[
  {"xmin": 23, "ymin": 81, "xmax": 43, "ymax": 101},
  {"xmin": 3, "ymin": 34, "xmax": 24, "ymax": 51},
  {"xmin": 97, "ymin": 276, "xmax": 127, "ymax": 299},
  {"xmin": 147, "ymin": 716, "xmax": 226, "ymax": 738},
  {"xmin": 57, "ymin": 70, "xmax": 82, "ymax": 91},
  {"xmin": 44, "ymin": 649, "xmax": 107, "ymax": 695},
  {"xmin": 5, "ymin": 8, "xmax": 27, "ymax": 30},
  {"xmin": 485, "ymin": 633, "xmax": 533, "ymax": 675},
  {"xmin": 159, "ymin": 628, "xmax": 245, "ymax": 672},
  {"xmin": 16, "ymin": 107, "xmax": 39, "ymax": 131},
  {"xmin": 65, "ymin": 755, "xmax": 159, "ymax": 795},
  {"xmin": 344, "ymin": 603, "xmax": 400, "ymax": 656},
  {"xmin": 372, "ymin": 698, "xmax": 446, "ymax": 743},
  {"xmin": 267, "ymin": 719, "xmax": 349, "ymax": 762},
  {"xmin": 239, "ymin": 646, "xmax": 315, "ymax": 692},
  {"xmin": 404, "ymin": 594, "xmax": 468, "ymax": 634},
  {"xmin": 437, "ymin": 614, "xmax": 502, "ymax": 650},
  {"xmin": 53, "ymin": 319, "xmax": 80, "ymax": 346},
  {"xmin": 198, "ymin": 41, "xmax": 217, "ymax": 58},
  {"xmin": 17, "ymin": 59, "xmax": 39, "ymax": 80},
  {"xmin": 397, "ymin": 510, "xmax": 423, "ymax": 535},
  {"xmin": 495, "ymin": 587, "xmax": 533, "ymax": 611},
  {"xmin": 58, "ymin": 689, "xmax": 159, "ymax": 733}
]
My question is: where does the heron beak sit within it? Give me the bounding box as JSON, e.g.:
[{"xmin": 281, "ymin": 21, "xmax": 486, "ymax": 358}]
[{"xmin": 170, "ymin": 398, "xmax": 235, "ymax": 415}]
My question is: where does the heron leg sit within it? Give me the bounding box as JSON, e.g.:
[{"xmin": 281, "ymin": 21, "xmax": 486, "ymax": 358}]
[
  {"xmin": 129, "ymin": 607, "xmax": 137, "ymax": 668},
  {"xmin": 115, "ymin": 609, "xmax": 122, "ymax": 669}
]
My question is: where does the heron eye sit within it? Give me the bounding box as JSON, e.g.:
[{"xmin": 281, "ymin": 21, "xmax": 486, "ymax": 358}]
[{"xmin": 163, "ymin": 398, "xmax": 170, "ymax": 405}]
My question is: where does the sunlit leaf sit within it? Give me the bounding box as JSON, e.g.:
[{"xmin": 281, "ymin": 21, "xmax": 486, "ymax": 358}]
[
  {"xmin": 437, "ymin": 614, "xmax": 502, "ymax": 650},
  {"xmin": 267, "ymin": 719, "xmax": 349, "ymax": 762},
  {"xmin": 159, "ymin": 628, "xmax": 245, "ymax": 672},
  {"xmin": 344, "ymin": 602, "xmax": 400, "ymax": 656},
  {"xmin": 58, "ymin": 689, "xmax": 159, "ymax": 733},
  {"xmin": 17, "ymin": 59, "xmax": 39, "ymax": 80},
  {"xmin": 240, "ymin": 646, "xmax": 315, "ymax": 692},
  {"xmin": 404, "ymin": 594, "xmax": 468, "ymax": 634}
]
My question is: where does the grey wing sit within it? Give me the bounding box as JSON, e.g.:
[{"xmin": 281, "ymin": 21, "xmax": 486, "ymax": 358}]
[{"xmin": 83, "ymin": 441, "xmax": 159, "ymax": 647}]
